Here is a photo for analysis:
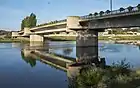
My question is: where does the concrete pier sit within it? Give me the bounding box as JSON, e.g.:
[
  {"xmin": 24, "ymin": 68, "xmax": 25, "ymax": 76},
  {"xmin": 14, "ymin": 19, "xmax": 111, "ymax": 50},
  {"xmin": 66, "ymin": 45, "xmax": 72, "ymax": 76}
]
[
  {"xmin": 76, "ymin": 30, "xmax": 99, "ymax": 65},
  {"xmin": 76, "ymin": 30, "xmax": 98, "ymax": 47},
  {"xmin": 30, "ymin": 35, "xmax": 44, "ymax": 42}
]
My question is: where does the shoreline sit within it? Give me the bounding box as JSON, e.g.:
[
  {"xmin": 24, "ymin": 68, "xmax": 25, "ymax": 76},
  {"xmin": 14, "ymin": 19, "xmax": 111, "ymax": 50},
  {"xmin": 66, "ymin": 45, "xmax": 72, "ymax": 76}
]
[
  {"xmin": 1, "ymin": 36, "xmax": 140, "ymax": 46},
  {"xmin": 0, "ymin": 39, "xmax": 29, "ymax": 43}
]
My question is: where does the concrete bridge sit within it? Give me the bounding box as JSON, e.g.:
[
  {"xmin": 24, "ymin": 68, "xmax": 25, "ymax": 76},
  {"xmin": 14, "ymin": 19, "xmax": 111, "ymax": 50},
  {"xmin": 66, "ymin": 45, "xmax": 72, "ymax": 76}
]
[{"xmin": 12, "ymin": 5, "xmax": 140, "ymax": 64}]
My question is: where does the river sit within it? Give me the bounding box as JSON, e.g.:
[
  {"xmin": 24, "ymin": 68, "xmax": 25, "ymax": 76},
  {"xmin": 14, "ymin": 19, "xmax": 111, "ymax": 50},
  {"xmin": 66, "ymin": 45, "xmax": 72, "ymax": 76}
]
[{"xmin": 0, "ymin": 41, "xmax": 140, "ymax": 88}]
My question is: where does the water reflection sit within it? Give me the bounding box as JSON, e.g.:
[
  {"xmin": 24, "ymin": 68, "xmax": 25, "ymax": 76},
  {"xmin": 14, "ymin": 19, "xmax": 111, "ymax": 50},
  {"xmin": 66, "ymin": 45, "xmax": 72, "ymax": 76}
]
[
  {"xmin": 63, "ymin": 48, "xmax": 73, "ymax": 55},
  {"xmin": 21, "ymin": 49, "xmax": 36, "ymax": 67},
  {"xmin": 20, "ymin": 41, "xmax": 106, "ymax": 88},
  {"xmin": 15, "ymin": 41, "xmax": 140, "ymax": 88},
  {"xmin": 139, "ymin": 46, "xmax": 140, "ymax": 50},
  {"xmin": 76, "ymin": 46, "xmax": 99, "ymax": 65}
]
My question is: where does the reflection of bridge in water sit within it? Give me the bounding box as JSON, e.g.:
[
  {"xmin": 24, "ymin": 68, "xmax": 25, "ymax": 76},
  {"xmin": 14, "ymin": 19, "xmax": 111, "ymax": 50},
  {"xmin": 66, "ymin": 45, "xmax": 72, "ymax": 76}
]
[{"xmin": 21, "ymin": 42, "xmax": 106, "ymax": 88}]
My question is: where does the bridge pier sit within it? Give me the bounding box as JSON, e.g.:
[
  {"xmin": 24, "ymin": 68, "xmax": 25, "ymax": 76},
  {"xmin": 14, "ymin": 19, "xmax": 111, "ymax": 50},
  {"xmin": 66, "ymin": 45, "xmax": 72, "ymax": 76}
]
[
  {"xmin": 67, "ymin": 16, "xmax": 101, "ymax": 65},
  {"xmin": 76, "ymin": 30, "xmax": 98, "ymax": 47},
  {"xmin": 76, "ymin": 30, "xmax": 99, "ymax": 65},
  {"xmin": 30, "ymin": 35, "xmax": 44, "ymax": 42}
]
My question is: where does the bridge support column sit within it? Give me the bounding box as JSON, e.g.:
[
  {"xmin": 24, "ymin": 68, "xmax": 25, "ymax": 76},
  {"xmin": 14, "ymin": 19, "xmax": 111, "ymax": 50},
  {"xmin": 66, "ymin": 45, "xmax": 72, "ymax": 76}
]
[
  {"xmin": 30, "ymin": 35, "xmax": 44, "ymax": 42},
  {"xmin": 76, "ymin": 30, "xmax": 99, "ymax": 65},
  {"xmin": 76, "ymin": 30, "xmax": 98, "ymax": 47}
]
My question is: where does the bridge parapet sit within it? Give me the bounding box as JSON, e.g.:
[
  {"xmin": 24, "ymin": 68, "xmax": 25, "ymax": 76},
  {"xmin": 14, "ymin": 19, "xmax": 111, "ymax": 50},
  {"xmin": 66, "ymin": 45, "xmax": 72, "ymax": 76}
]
[
  {"xmin": 80, "ymin": 6, "xmax": 140, "ymax": 21},
  {"xmin": 30, "ymin": 21, "xmax": 66, "ymax": 31},
  {"xmin": 36, "ymin": 19, "xmax": 66, "ymax": 27}
]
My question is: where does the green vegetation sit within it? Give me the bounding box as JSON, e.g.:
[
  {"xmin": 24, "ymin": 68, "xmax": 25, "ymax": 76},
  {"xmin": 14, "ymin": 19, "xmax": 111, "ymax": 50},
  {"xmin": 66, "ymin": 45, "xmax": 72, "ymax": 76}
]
[
  {"xmin": 21, "ymin": 13, "xmax": 37, "ymax": 30},
  {"xmin": 99, "ymin": 36, "xmax": 140, "ymax": 40},
  {"xmin": 89, "ymin": 13, "xmax": 93, "ymax": 16},
  {"xmin": 0, "ymin": 38, "xmax": 29, "ymax": 43},
  {"xmin": 106, "ymin": 10, "xmax": 111, "ymax": 14},
  {"xmin": 36, "ymin": 19, "xmax": 66, "ymax": 27},
  {"xmin": 75, "ymin": 60, "xmax": 140, "ymax": 88},
  {"xmin": 45, "ymin": 36, "xmax": 140, "ymax": 41},
  {"xmin": 0, "ymin": 30, "xmax": 27, "ymax": 43},
  {"xmin": 137, "ymin": 4, "xmax": 140, "ymax": 11},
  {"xmin": 127, "ymin": 6, "xmax": 134, "ymax": 12},
  {"xmin": 94, "ymin": 12, "xmax": 98, "ymax": 16},
  {"xmin": 21, "ymin": 51, "xmax": 36, "ymax": 67},
  {"xmin": 0, "ymin": 30, "xmax": 12, "ymax": 38},
  {"xmin": 119, "ymin": 7, "xmax": 125, "ymax": 12},
  {"xmin": 47, "ymin": 36, "xmax": 76, "ymax": 41},
  {"xmin": 99, "ymin": 11, "xmax": 104, "ymax": 16},
  {"xmin": 98, "ymin": 36, "xmax": 111, "ymax": 40}
]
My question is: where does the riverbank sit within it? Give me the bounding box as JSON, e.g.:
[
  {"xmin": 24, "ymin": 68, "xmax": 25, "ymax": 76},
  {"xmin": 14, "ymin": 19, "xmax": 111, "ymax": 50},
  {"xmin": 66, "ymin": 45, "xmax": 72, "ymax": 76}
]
[
  {"xmin": 47, "ymin": 36, "xmax": 76, "ymax": 41},
  {"xmin": 115, "ymin": 40, "xmax": 140, "ymax": 46},
  {"xmin": 99, "ymin": 36, "xmax": 140, "ymax": 40},
  {"xmin": 46, "ymin": 36, "xmax": 140, "ymax": 46},
  {"xmin": 0, "ymin": 38, "xmax": 29, "ymax": 43},
  {"xmin": 47, "ymin": 36, "xmax": 140, "ymax": 41},
  {"xmin": 1, "ymin": 36, "xmax": 140, "ymax": 46}
]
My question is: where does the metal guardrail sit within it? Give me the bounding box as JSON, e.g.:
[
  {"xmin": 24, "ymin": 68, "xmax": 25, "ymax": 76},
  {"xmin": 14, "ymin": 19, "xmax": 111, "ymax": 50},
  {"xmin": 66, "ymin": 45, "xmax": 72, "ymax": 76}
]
[{"xmin": 80, "ymin": 6, "xmax": 140, "ymax": 20}]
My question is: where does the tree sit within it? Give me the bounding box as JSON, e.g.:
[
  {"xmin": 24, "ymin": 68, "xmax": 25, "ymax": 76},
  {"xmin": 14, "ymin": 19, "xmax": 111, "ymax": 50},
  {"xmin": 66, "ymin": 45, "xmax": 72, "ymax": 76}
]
[
  {"xmin": 119, "ymin": 7, "xmax": 125, "ymax": 12},
  {"xmin": 24, "ymin": 16, "xmax": 30, "ymax": 27},
  {"xmin": 127, "ymin": 6, "xmax": 133, "ymax": 12},
  {"xmin": 99, "ymin": 11, "xmax": 104, "ymax": 16},
  {"xmin": 106, "ymin": 10, "xmax": 111, "ymax": 14},
  {"xmin": 21, "ymin": 13, "xmax": 37, "ymax": 30},
  {"xmin": 137, "ymin": 4, "xmax": 140, "ymax": 11},
  {"xmin": 29, "ymin": 13, "xmax": 37, "ymax": 27},
  {"xmin": 89, "ymin": 13, "xmax": 93, "ymax": 16},
  {"xmin": 94, "ymin": 12, "xmax": 98, "ymax": 16},
  {"xmin": 21, "ymin": 20, "xmax": 25, "ymax": 30}
]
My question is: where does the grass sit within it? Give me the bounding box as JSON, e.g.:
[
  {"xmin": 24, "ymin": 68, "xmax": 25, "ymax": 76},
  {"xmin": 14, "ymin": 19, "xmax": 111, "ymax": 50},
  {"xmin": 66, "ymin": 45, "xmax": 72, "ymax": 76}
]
[
  {"xmin": 99, "ymin": 36, "xmax": 140, "ymax": 40},
  {"xmin": 47, "ymin": 36, "xmax": 140, "ymax": 41},
  {"xmin": 0, "ymin": 38, "xmax": 29, "ymax": 43},
  {"xmin": 1, "ymin": 35, "xmax": 140, "ymax": 42},
  {"xmin": 46, "ymin": 36, "xmax": 76, "ymax": 41},
  {"xmin": 1, "ymin": 35, "xmax": 140, "ymax": 43}
]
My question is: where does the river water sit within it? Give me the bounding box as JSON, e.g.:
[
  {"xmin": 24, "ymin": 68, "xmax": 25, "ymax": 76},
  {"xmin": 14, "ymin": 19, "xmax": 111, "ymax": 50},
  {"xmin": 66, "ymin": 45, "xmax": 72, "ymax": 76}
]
[{"xmin": 0, "ymin": 41, "xmax": 140, "ymax": 88}]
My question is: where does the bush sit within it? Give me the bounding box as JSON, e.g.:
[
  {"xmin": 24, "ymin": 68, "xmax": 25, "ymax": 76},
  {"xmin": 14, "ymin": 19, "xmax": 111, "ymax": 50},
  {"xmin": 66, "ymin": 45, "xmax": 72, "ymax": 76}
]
[
  {"xmin": 106, "ymin": 10, "xmax": 111, "ymax": 14},
  {"xmin": 119, "ymin": 7, "xmax": 125, "ymax": 12},
  {"xmin": 127, "ymin": 6, "xmax": 134, "ymax": 12},
  {"xmin": 75, "ymin": 60, "xmax": 140, "ymax": 88},
  {"xmin": 111, "ymin": 59, "xmax": 131, "ymax": 75},
  {"xmin": 137, "ymin": 4, "xmax": 140, "ymax": 11},
  {"xmin": 99, "ymin": 11, "xmax": 104, "ymax": 16},
  {"xmin": 76, "ymin": 67, "xmax": 105, "ymax": 88},
  {"xmin": 94, "ymin": 12, "xmax": 98, "ymax": 16}
]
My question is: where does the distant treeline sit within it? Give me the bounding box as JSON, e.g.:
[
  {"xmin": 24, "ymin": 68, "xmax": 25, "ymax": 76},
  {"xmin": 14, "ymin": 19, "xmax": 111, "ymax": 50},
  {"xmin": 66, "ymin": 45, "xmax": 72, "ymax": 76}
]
[{"xmin": 0, "ymin": 30, "xmax": 11, "ymax": 38}]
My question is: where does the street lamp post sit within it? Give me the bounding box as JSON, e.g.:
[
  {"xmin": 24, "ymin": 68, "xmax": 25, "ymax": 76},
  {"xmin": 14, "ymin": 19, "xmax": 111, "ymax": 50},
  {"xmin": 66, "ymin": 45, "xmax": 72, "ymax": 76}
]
[{"xmin": 110, "ymin": 0, "xmax": 113, "ymax": 12}]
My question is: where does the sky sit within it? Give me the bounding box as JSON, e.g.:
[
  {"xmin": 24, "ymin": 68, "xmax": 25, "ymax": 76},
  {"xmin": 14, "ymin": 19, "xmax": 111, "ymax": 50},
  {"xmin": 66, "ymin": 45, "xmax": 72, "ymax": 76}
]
[{"xmin": 0, "ymin": 0, "xmax": 140, "ymax": 31}]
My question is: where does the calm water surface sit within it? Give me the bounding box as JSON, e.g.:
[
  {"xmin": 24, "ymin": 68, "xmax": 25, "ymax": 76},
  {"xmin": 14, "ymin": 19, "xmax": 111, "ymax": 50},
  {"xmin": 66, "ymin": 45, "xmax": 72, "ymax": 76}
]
[{"xmin": 0, "ymin": 41, "xmax": 140, "ymax": 88}]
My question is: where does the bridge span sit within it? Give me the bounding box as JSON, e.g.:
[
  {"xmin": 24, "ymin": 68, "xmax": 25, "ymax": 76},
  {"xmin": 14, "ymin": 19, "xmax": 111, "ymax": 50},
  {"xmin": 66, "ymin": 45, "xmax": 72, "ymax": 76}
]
[{"xmin": 12, "ymin": 5, "xmax": 140, "ymax": 65}]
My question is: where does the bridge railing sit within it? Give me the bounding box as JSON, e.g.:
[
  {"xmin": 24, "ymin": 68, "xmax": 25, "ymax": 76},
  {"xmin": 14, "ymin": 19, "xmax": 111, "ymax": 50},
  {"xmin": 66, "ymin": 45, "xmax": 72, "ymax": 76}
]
[
  {"xmin": 80, "ymin": 6, "xmax": 140, "ymax": 20},
  {"xmin": 34, "ymin": 19, "xmax": 67, "ymax": 28}
]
